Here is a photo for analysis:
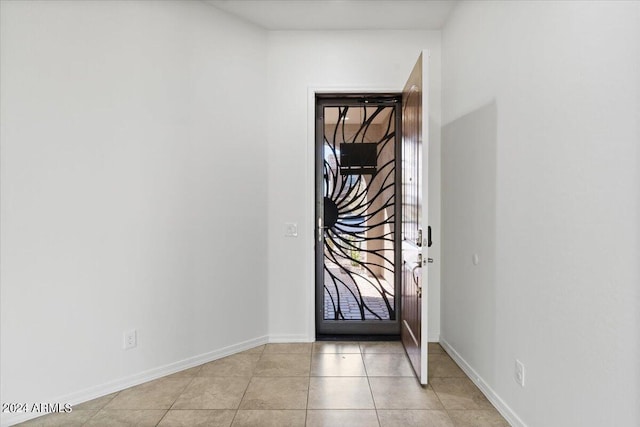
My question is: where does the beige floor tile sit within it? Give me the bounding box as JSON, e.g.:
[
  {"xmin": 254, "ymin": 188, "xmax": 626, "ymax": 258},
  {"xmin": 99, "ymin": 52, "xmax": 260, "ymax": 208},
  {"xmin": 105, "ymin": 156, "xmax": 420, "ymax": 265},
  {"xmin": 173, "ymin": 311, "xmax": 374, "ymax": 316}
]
[
  {"xmin": 231, "ymin": 410, "xmax": 306, "ymax": 427},
  {"xmin": 263, "ymin": 343, "xmax": 312, "ymax": 354},
  {"xmin": 359, "ymin": 341, "xmax": 405, "ymax": 354},
  {"xmin": 430, "ymin": 378, "xmax": 494, "ymax": 410},
  {"xmin": 306, "ymin": 409, "xmax": 379, "ymax": 427},
  {"xmin": 377, "ymin": 410, "xmax": 454, "ymax": 427},
  {"xmin": 369, "ymin": 377, "xmax": 443, "ymax": 409},
  {"xmin": 172, "ymin": 377, "xmax": 250, "ymax": 409},
  {"xmin": 313, "ymin": 342, "xmax": 362, "ymax": 354},
  {"xmin": 447, "ymin": 409, "xmax": 510, "ymax": 427},
  {"xmin": 84, "ymin": 409, "xmax": 166, "ymax": 426},
  {"xmin": 311, "ymin": 354, "xmax": 366, "ymax": 376},
  {"xmin": 165, "ymin": 365, "xmax": 203, "ymax": 379},
  {"xmin": 73, "ymin": 392, "xmax": 119, "ymax": 410},
  {"xmin": 428, "ymin": 354, "xmax": 466, "ymax": 378},
  {"xmin": 239, "ymin": 377, "xmax": 309, "ymax": 409},
  {"xmin": 157, "ymin": 409, "xmax": 236, "ymax": 426},
  {"xmin": 308, "ymin": 377, "xmax": 375, "ymax": 409},
  {"xmin": 241, "ymin": 345, "xmax": 266, "ymax": 354},
  {"xmin": 428, "ymin": 343, "xmax": 445, "ymax": 354},
  {"xmin": 17, "ymin": 410, "xmax": 98, "ymax": 426},
  {"xmin": 363, "ymin": 353, "xmax": 414, "ymax": 376},
  {"xmin": 199, "ymin": 354, "xmax": 261, "ymax": 377},
  {"xmin": 43, "ymin": 341, "xmax": 507, "ymax": 427},
  {"xmin": 105, "ymin": 377, "xmax": 192, "ymax": 409},
  {"xmin": 253, "ymin": 354, "xmax": 311, "ymax": 376}
]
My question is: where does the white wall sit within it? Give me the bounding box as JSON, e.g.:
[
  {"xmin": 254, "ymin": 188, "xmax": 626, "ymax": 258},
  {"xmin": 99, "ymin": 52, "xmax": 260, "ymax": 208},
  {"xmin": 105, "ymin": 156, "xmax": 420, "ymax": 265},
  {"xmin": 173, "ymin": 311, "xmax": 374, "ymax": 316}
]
[
  {"xmin": 0, "ymin": 1, "xmax": 268, "ymax": 424},
  {"xmin": 441, "ymin": 2, "xmax": 640, "ymax": 426},
  {"xmin": 266, "ymin": 31, "xmax": 442, "ymax": 341}
]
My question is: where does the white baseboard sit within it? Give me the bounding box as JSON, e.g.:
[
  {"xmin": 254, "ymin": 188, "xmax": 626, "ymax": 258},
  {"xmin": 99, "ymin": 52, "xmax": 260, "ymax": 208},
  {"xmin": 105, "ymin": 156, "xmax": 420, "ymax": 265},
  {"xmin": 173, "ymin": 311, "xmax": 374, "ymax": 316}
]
[
  {"xmin": 1, "ymin": 335, "xmax": 269, "ymax": 427},
  {"xmin": 439, "ymin": 338, "xmax": 527, "ymax": 427}
]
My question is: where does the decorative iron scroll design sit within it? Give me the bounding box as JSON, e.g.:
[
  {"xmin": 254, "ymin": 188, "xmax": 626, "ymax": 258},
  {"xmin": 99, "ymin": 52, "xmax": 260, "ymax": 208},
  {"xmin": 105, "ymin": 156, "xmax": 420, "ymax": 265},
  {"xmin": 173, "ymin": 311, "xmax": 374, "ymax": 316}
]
[{"xmin": 323, "ymin": 105, "xmax": 396, "ymax": 321}]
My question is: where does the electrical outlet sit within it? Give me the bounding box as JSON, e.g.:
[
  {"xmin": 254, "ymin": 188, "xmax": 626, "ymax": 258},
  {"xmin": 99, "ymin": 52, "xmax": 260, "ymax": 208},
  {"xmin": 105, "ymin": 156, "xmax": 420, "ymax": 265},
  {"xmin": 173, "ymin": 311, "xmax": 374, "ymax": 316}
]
[
  {"xmin": 515, "ymin": 359, "xmax": 525, "ymax": 387},
  {"xmin": 123, "ymin": 329, "xmax": 137, "ymax": 350}
]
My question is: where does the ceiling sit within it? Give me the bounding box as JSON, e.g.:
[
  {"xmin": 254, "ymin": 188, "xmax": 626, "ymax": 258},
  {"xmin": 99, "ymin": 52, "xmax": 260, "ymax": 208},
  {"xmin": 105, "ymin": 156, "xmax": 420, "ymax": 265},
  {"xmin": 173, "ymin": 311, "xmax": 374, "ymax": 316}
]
[{"xmin": 206, "ymin": 0, "xmax": 458, "ymax": 31}]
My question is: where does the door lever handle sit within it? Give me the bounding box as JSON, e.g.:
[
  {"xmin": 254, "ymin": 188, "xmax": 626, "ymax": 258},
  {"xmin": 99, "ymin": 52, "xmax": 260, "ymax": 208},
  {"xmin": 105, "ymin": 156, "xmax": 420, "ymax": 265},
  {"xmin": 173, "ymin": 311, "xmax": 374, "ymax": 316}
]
[
  {"xmin": 318, "ymin": 217, "xmax": 331, "ymax": 242},
  {"xmin": 411, "ymin": 264, "xmax": 423, "ymax": 298}
]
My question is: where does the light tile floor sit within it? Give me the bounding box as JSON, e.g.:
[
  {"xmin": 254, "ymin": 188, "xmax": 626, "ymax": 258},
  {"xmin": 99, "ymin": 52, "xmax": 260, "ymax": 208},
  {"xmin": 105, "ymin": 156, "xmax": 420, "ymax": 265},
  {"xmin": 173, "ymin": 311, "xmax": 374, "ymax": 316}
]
[{"xmin": 17, "ymin": 342, "xmax": 510, "ymax": 427}]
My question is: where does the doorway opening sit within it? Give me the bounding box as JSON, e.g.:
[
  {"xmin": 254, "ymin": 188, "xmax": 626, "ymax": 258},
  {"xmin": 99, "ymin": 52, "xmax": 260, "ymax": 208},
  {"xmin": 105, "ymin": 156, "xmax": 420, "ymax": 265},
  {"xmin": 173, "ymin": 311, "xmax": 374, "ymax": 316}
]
[{"xmin": 315, "ymin": 94, "xmax": 402, "ymax": 336}]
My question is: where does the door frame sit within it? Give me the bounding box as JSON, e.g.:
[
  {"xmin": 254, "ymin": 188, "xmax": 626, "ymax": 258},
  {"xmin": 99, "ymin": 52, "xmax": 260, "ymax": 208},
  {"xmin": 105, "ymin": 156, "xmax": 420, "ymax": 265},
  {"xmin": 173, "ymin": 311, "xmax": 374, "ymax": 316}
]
[
  {"xmin": 305, "ymin": 86, "xmax": 401, "ymax": 341},
  {"xmin": 314, "ymin": 94, "xmax": 403, "ymax": 335}
]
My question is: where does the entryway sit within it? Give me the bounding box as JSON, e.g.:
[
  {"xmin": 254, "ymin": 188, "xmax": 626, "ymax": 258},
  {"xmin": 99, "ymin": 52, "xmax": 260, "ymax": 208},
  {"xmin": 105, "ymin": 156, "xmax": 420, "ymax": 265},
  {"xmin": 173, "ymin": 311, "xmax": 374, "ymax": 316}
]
[
  {"xmin": 313, "ymin": 52, "xmax": 430, "ymax": 385},
  {"xmin": 315, "ymin": 94, "xmax": 402, "ymax": 336}
]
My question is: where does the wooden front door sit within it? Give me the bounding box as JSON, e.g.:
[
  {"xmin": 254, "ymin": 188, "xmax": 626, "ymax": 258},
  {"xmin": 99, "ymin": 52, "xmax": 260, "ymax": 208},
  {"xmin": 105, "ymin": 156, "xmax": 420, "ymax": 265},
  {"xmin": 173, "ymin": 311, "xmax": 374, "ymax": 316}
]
[{"xmin": 401, "ymin": 52, "xmax": 429, "ymax": 384}]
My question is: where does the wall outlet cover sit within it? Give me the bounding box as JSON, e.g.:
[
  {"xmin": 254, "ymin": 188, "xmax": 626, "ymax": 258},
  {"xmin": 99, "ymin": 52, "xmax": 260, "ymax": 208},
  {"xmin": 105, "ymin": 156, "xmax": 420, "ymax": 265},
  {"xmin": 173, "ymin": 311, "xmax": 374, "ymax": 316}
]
[{"xmin": 123, "ymin": 329, "xmax": 137, "ymax": 350}]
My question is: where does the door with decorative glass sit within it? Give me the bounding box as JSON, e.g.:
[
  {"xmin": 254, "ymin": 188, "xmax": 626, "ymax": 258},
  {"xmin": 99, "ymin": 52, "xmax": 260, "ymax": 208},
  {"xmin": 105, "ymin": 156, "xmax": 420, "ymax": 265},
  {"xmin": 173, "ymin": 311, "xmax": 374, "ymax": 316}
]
[{"xmin": 315, "ymin": 95, "xmax": 401, "ymax": 335}]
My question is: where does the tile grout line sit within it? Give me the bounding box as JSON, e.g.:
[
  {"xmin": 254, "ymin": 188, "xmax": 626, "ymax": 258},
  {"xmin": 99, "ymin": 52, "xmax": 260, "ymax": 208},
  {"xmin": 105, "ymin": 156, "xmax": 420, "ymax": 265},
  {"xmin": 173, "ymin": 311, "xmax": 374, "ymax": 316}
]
[
  {"xmin": 305, "ymin": 345, "xmax": 313, "ymax": 426},
  {"xmin": 428, "ymin": 377, "xmax": 451, "ymax": 424},
  {"xmin": 429, "ymin": 344, "xmax": 460, "ymax": 425},
  {"xmin": 154, "ymin": 370, "xmax": 198, "ymax": 426},
  {"xmin": 229, "ymin": 344, "xmax": 267, "ymax": 426},
  {"xmin": 153, "ymin": 409, "xmax": 170, "ymax": 427},
  {"xmin": 79, "ymin": 391, "xmax": 120, "ymax": 426},
  {"xmin": 359, "ymin": 342, "xmax": 383, "ymax": 427}
]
